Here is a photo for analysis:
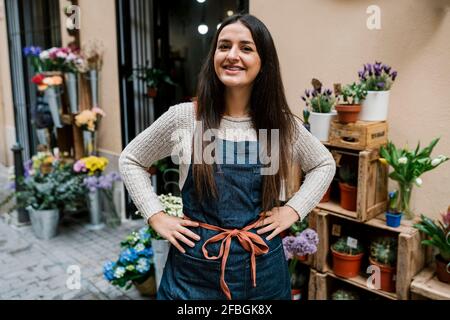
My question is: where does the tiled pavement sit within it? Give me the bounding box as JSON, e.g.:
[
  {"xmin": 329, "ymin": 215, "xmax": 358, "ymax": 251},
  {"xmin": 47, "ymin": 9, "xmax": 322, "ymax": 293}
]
[{"xmin": 0, "ymin": 164, "xmax": 149, "ymax": 300}]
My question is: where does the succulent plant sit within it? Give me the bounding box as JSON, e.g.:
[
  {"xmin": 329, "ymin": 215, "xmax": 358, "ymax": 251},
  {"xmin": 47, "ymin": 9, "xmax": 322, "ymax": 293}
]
[
  {"xmin": 331, "ymin": 236, "xmax": 364, "ymax": 256},
  {"xmin": 339, "ymin": 164, "xmax": 357, "ymax": 187},
  {"xmin": 331, "ymin": 289, "xmax": 360, "ymax": 300},
  {"xmin": 370, "ymin": 237, "xmax": 398, "ymax": 266}
]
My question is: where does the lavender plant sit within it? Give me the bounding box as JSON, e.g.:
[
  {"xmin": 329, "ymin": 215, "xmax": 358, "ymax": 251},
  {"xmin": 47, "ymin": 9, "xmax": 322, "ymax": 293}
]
[
  {"xmin": 358, "ymin": 61, "xmax": 397, "ymax": 91},
  {"xmin": 301, "ymin": 78, "xmax": 336, "ymax": 113}
]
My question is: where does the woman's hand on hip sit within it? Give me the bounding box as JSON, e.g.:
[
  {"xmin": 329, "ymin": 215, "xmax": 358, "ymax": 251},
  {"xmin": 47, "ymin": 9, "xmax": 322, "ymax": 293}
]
[
  {"xmin": 148, "ymin": 211, "xmax": 201, "ymax": 253},
  {"xmin": 256, "ymin": 206, "xmax": 299, "ymax": 240}
]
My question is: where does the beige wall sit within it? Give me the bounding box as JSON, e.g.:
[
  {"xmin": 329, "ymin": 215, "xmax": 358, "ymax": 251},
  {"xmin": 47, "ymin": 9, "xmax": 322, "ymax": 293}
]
[
  {"xmin": 0, "ymin": 0, "xmax": 17, "ymax": 166},
  {"xmin": 61, "ymin": 0, "xmax": 123, "ymax": 157},
  {"xmin": 251, "ymin": 0, "xmax": 450, "ymax": 218}
]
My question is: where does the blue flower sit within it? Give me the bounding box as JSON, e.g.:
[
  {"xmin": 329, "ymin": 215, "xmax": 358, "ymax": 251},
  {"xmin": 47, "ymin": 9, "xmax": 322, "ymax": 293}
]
[
  {"xmin": 119, "ymin": 248, "xmax": 138, "ymax": 264},
  {"xmin": 114, "ymin": 266, "xmax": 126, "ymax": 279},
  {"xmin": 138, "ymin": 227, "xmax": 151, "ymax": 241},
  {"xmin": 141, "ymin": 247, "xmax": 153, "ymax": 258},
  {"xmin": 103, "ymin": 261, "xmax": 116, "ymax": 281},
  {"xmin": 136, "ymin": 258, "xmax": 151, "ymax": 274}
]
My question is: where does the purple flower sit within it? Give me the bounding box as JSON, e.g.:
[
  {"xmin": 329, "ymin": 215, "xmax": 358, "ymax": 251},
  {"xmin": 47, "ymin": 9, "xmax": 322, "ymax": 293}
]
[
  {"xmin": 282, "ymin": 228, "xmax": 319, "ymax": 258},
  {"xmin": 302, "ymin": 228, "xmax": 319, "ymax": 246},
  {"xmin": 391, "ymin": 71, "xmax": 397, "ymax": 81},
  {"xmin": 6, "ymin": 181, "xmax": 15, "ymax": 191},
  {"xmin": 383, "ymin": 65, "xmax": 391, "ymax": 74},
  {"xmin": 23, "ymin": 46, "xmax": 42, "ymax": 57},
  {"xmin": 304, "ymin": 89, "xmax": 311, "ymax": 98},
  {"xmin": 24, "ymin": 159, "xmax": 33, "ymax": 178},
  {"xmin": 73, "ymin": 160, "xmax": 87, "ymax": 173},
  {"xmin": 83, "ymin": 176, "xmax": 100, "ymax": 192},
  {"xmin": 376, "ymin": 82, "xmax": 385, "ymax": 89}
]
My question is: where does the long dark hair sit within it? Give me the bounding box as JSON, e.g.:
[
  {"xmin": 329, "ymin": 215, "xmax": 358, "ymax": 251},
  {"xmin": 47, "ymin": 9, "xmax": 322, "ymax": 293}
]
[{"xmin": 193, "ymin": 13, "xmax": 298, "ymax": 214}]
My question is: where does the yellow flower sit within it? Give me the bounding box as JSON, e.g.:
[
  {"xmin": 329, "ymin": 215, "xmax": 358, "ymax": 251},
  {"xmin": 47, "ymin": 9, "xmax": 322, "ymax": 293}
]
[
  {"xmin": 81, "ymin": 156, "xmax": 109, "ymax": 175},
  {"xmin": 38, "ymin": 84, "xmax": 48, "ymax": 91},
  {"xmin": 379, "ymin": 158, "xmax": 388, "ymax": 165}
]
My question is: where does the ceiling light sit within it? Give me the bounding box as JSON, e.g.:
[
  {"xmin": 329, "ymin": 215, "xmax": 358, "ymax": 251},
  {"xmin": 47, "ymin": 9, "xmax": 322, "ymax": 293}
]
[{"xmin": 198, "ymin": 24, "xmax": 208, "ymax": 35}]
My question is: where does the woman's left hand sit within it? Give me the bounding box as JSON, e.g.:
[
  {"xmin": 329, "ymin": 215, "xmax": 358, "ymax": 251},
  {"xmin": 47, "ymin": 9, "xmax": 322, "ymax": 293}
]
[{"xmin": 256, "ymin": 206, "xmax": 300, "ymax": 240}]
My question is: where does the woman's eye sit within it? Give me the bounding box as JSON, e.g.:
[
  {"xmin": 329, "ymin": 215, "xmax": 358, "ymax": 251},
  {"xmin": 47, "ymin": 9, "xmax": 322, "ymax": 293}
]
[
  {"xmin": 242, "ymin": 47, "xmax": 252, "ymax": 52},
  {"xmin": 218, "ymin": 44, "xmax": 230, "ymax": 50}
]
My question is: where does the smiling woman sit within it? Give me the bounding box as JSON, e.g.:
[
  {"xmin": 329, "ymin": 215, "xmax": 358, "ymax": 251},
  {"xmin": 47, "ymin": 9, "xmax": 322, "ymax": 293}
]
[{"xmin": 119, "ymin": 13, "xmax": 336, "ymax": 300}]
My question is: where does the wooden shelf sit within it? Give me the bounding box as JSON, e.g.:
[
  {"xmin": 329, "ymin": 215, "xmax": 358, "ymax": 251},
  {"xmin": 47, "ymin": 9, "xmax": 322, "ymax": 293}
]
[
  {"xmin": 326, "ymin": 270, "xmax": 398, "ymax": 300},
  {"xmin": 411, "ymin": 267, "xmax": 450, "ymax": 300}
]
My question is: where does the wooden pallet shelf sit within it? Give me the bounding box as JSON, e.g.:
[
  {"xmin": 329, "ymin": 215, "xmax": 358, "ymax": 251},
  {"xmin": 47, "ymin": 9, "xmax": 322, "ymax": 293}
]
[
  {"xmin": 309, "ymin": 208, "xmax": 428, "ymax": 300},
  {"xmin": 410, "ymin": 267, "xmax": 450, "ymax": 300}
]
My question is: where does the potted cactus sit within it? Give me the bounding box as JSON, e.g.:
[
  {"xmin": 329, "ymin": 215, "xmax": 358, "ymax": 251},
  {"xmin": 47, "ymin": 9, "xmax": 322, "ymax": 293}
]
[
  {"xmin": 338, "ymin": 163, "xmax": 358, "ymax": 211},
  {"xmin": 385, "ymin": 190, "xmax": 403, "ymax": 227},
  {"xmin": 331, "ymin": 236, "xmax": 364, "ymax": 278},
  {"xmin": 300, "ymin": 78, "xmax": 337, "ymax": 142},
  {"xmin": 334, "ymin": 82, "xmax": 367, "ymax": 124},
  {"xmin": 369, "ymin": 237, "xmax": 398, "ymax": 293}
]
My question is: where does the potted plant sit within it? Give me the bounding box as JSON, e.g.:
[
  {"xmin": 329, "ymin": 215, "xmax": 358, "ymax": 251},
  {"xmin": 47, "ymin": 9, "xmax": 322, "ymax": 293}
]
[
  {"xmin": 331, "ymin": 289, "xmax": 360, "ymax": 300},
  {"xmin": 137, "ymin": 193, "xmax": 184, "ymax": 290},
  {"xmin": 300, "ymin": 78, "xmax": 337, "ymax": 142},
  {"xmin": 302, "ymin": 109, "xmax": 311, "ymax": 132},
  {"xmin": 334, "ymin": 82, "xmax": 367, "ymax": 124},
  {"xmin": 413, "ymin": 209, "xmax": 450, "ymax": 283},
  {"xmin": 338, "ymin": 163, "xmax": 358, "ymax": 211},
  {"xmin": 130, "ymin": 61, "xmax": 176, "ymax": 98},
  {"xmin": 282, "ymin": 228, "xmax": 319, "ymax": 299},
  {"xmin": 330, "ymin": 236, "xmax": 364, "ymax": 278},
  {"xmin": 369, "ymin": 236, "xmax": 398, "ymax": 292},
  {"xmin": 380, "ymin": 138, "xmax": 448, "ymax": 219},
  {"xmin": 358, "ymin": 61, "xmax": 397, "ymax": 121},
  {"xmin": 385, "ymin": 190, "xmax": 403, "ymax": 228},
  {"xmin": 103, "ymin": 226, "xmax": 156, "ymax": 296}
]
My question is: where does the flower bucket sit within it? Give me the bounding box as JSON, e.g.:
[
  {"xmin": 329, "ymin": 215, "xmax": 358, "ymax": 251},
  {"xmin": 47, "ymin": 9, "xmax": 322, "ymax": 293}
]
[
  {"xmin": 385, "ymin": 212, "xmax": 403, "ymax": 228},
  {"xmin": 339, "ymin": 182, "xmax": 357, "ymax": 211},
  {"xmin": 64, "ymin": 72, "xmax": 79, "ymax": 113},
  {"xmin": 44, "ymin": 87, "xmax": 63, "ymax": 128},
  {"xmin": 360, "ymin": 90, "xmax": 390, "ymax": 121},
  {"xmin": 335, "ymin": 104, "xmax": 361, "ymax": 124},
  {"xmin": 83, "ymin": 130, "xmax": 97, "ymax": 156},
  {"xmin": 369, "ymin": 257, "xmax": 396, "ymax": 292},
  {"xmin": 27, "ymin": 206, "xmax": 59, "ymax": 240},
  {"xmin": 151, "ymin": 239, "xmax": 171, "ymax": 290},
  {"xmin": 331, "ymin": 248, "xmax": 363, "ymax": 278},
  {"xmin": 87, "ymin": 69, "xmax": 99, "ymax": 107},
  {"xmin": 309, "ymin": 111, "xmax": 337, "ymax": 142},
  {"xmin": 435, "ymin": 254, "xmax": 450, "ymax": 284},
  {"xmin": 133, "ymin": 275, "xmax": 157, "ymax": 297},
  {"xmin": 86, "ymin": 189, "xmax": 104, "ymax": 230}
]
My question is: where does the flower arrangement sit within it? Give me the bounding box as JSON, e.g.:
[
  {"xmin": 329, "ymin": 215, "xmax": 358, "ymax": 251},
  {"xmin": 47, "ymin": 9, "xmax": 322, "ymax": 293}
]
[
  {"xmin": 103, "ymin": 227, "xmax": 155, "ymax": 290},
  {"xmin": 300, "ymin": 78, "xmax": 336, "ymax": 114},
  {"xmin": 31, "ymin": 74, "xmax": 63, "ymax": 91},
  {"xmin": 23, "ymin": 46, "xmax": 84, "ymax": 73},
  {"xmin": 74, "ymin": 107, "xmax": 106, "ymax": 132},
  {"xmin": 73, "ymin": 156, "xmax": 109, "ymax": 176},
  {"xmin": 358, "ymin": 61, "xmax": 397, "ymax": 91},
  {"xmin": 380, "ymin": 138, "xmax": 449, "ymax": 219},
  {"xmin": 282, "ymin": 228, "xmax": 319, "ymax": 275}
]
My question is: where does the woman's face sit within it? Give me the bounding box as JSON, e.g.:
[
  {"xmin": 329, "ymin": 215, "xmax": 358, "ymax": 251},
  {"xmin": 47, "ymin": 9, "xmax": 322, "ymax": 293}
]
[{"xmin": 214, "ymin": 21, "xmax": 261, "ymax": 89}]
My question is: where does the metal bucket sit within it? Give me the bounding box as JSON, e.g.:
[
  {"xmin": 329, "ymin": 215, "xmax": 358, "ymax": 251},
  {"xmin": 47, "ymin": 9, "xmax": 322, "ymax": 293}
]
[{"xmin": 27, "ymin": 206, "xmax": 59, "ymax": 240}]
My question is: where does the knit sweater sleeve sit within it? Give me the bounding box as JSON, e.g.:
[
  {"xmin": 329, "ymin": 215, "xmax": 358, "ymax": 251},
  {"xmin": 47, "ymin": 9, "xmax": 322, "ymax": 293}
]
[
  {"xmin": 118, "ymin": 104, "xmax": 181, "ymax": 223},
  {"xmin": 285, "ymin": 118, "xmax": 336, "ymax": 221}
]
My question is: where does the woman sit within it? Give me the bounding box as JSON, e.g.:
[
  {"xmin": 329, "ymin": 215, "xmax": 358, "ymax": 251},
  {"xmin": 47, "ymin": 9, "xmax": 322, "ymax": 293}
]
[{"xmin": 119, "ymin": 14, "xmax": 336, "ymax": 300}]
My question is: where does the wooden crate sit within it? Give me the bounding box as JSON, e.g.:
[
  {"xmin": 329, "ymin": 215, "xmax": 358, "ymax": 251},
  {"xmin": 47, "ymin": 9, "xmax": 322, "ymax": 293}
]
[
  {"xmin": 329, "ymin": 120, "xmax": 388, "ymax": 151},
  {"xmin": 410, "ymin": 267, "xmax": 450, "ymax": 300},
  {"xmin": 309, "ymin": 208, "xmax": 428, "ymax": 300},
  {"xmin": 317, "ymin": 144, "xmax": 388, "ymax": 221}
]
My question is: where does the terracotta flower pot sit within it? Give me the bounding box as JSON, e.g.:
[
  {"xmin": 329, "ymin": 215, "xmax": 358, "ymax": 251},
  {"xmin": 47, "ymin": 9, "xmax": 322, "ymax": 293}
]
[
  {"xmin": 339, "ymin": 182, "xmax": 357, "ymax": 211},
  {"xmin": 147, "ymin": 166, "xmax": 157, "ymax": 175},
  {"xmin": 147, "ymin": 87, "xmax": 158, "ymax": 98},
  {"xmin": 369, "ymin": 257, "xmax": 396, "ymax": 292},
  {"xmin": 435, "ymin": 254, "xmax": 450, "ymax": 284},
  {"xmin": 320, "ymin": 185, "xmax": 331, "ymax": 203},
  {"xmin": 331, "ymin": 248, "xmax": 363, "ymax": 278},
  {"xmin": 335, "ymin": 104, "xmax": 361, "ymax": 124},
  {"xmin": 295, "ymin": 254, "xmax": 308, "ymax": 261}
]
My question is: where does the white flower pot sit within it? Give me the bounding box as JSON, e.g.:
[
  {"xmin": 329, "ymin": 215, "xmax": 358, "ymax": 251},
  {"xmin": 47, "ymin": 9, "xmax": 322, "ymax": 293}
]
[
  {"xmin": 360, "ymin": 90, "xmax": 390, "ymax": 121},
  {"xmin": 151, "ymin": 239, "xmax": 170, "ymax": 291},
  {"xmin": 309, "ymin": 111, "xmax": 337, "ymax": 142}
]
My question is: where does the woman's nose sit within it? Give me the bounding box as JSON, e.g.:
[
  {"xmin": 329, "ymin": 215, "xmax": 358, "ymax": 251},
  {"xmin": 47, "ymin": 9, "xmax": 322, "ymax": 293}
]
[{"xmin": 226, "ymin": 46, "xmax": 239, "ymax": 61}]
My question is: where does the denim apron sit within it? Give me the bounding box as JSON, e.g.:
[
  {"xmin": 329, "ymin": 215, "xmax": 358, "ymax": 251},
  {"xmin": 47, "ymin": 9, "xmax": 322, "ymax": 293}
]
[{"xmin": 157, "ymin": 138, "xmax": 291, "ymax": 300}]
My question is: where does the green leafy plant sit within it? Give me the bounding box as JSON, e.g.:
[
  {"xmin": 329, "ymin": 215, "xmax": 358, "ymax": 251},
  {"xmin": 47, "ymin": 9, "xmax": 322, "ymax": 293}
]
[
  {"xmin": 331, "ymin": 236, "xmax": 364, "ymax": 255},
  {"xmin": 130, "ymin": 61, "xmax": 176, "ymax": 90},
  {"xmin": 334, "ymin": 82, "xmax": 367, "ymax": 105},
  {"xmin": 289, "ymin": 217, "xmax": 309, "ymax": 235},
  {"xmin": 413, "ymin": 209, "xmax": 450, "ymax": 262},
  {"xmin": 339, "ymin": 163, "xmax": 357, "ymax": 187},
  {"xmin": 387, "ymin": 190, "xmax": 399, "ymax": 213},
  {"xmin": 302, "ymin": 109, "xmax": 310, "ymax": 125},
  {"xmin": 301, "ymin": 78, "xmax": 336, "ymax": 113},
  {"xmin": 380, "ymin": 138, "xmax": 449, "ymax": 219},
  {"xmin": 331, "ymin": 289, "xmax": 360, "ymax": 300},
  {"xmin": 370, "ymin": 237, "xmax": 398, "ymax": 267}
]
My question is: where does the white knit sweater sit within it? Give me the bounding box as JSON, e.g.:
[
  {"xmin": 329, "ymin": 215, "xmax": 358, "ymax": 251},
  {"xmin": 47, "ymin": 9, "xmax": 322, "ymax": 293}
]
[{"xmin": 119, "ymin": 102, "xmax": 336, "ymax": 222}]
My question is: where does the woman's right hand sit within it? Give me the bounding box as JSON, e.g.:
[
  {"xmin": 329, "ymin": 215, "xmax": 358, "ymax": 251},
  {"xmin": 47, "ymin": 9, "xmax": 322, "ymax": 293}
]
[{"xmin": 148, "ymin": 211, "xmax": 201, "ymax": 253}]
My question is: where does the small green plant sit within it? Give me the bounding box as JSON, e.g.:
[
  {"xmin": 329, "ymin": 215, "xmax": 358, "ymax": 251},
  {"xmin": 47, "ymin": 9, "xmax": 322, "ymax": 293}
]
[
  {"xmin": 332, "ymin": 236, "xmax": 364, "ymax": 255},
  {"xmin": 289, "ymin": 217, "xmax": 309, "ymax": 235},
  {"xmin": 387, "ymin": 190, "xmax": 399, "ymax": 213},
  {"xmin": 339, "ymin": 164, "xmax": 357, "ymax": 187},
  {"xmin": 302, "ymin": 109, "xmax": 310, "ymax": 125},
  {"xmin": 370, "ymin": 237, "xmax": 398, "ymax": 266},
  {"xmin": 334, "ymin": 82, "xmax": 367, "ymax": 105},
  {"xmin": 129, "ymin": 61, "xmax": 176, "ymax": 90},
  {"xmin": 331, "ymin": 289, "xmax": 360, "ymax": 300}
]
